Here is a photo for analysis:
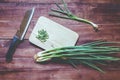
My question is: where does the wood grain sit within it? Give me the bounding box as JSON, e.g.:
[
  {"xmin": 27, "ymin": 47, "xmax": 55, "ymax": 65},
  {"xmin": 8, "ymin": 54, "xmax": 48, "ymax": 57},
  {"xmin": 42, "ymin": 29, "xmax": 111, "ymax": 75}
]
[
  {"xmin": 0, "ymin": 0, "xmax": 120, "ymax": 80},
  {"xmin": 0, "ymin": 0, "xmax": 120, "ymax": 4}
]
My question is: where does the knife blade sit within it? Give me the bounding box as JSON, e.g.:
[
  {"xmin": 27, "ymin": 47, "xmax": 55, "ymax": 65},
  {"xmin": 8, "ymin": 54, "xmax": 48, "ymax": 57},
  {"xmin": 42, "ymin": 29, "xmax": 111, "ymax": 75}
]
[{"xmin": 6, "ymin": 7, "xmax": 35, "ymax": 62}]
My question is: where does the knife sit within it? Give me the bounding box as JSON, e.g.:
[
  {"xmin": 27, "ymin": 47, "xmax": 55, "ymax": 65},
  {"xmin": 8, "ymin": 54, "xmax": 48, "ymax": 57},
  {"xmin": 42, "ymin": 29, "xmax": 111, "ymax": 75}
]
[{"xmin": 6, "ymin": 7, "xmax": 35, "ymax": 62}]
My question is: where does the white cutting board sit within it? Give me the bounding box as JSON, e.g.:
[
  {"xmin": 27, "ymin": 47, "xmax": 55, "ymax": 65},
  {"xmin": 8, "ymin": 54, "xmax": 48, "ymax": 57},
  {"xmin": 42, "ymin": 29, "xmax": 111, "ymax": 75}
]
[{"xmin": 29, "ymin": 16, "xmax": 79, "ymax": 50}]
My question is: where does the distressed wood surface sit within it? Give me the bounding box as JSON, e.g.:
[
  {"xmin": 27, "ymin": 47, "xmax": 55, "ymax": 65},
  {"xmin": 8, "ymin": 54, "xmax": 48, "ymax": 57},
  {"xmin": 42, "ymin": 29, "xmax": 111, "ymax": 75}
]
[{"xmin": 0, "ymin": 0, "xmax": 120, "ymax": 80}]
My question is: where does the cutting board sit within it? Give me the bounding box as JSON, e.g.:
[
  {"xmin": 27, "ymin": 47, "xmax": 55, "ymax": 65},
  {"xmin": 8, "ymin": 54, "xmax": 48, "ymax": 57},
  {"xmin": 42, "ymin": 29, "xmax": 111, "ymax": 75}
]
[{"xmin": 29, "ymin": 16, "xmax": 79, "ymax": 50}]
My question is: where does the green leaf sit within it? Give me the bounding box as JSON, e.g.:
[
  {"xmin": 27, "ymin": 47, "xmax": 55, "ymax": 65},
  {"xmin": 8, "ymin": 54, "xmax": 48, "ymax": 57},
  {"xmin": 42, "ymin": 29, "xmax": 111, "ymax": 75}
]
[
  {"xmin": 36, "ymin": 29, "xmax": 49, "ymax": 42},
  {"xmin": 80, "ymin": 60, "xmax": 105, "ymax": 73}
]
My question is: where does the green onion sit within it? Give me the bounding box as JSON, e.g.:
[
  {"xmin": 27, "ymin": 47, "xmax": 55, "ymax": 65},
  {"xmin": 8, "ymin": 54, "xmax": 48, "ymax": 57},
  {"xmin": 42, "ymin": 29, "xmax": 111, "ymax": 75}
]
[
  {"xmin": 34, "ymin": 41, "xmax": 120, "ymax": 73},
  {"xmin": 49, "ymin": 0, "xmax": 98, "ymax": 31}
]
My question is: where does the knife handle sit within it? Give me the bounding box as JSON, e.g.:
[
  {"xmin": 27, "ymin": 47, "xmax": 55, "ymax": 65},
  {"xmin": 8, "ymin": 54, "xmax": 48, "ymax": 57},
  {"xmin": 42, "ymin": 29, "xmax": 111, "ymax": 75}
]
[{"xmin": 6, "ymin": 36, "xmax": 21, "ymax": 62}]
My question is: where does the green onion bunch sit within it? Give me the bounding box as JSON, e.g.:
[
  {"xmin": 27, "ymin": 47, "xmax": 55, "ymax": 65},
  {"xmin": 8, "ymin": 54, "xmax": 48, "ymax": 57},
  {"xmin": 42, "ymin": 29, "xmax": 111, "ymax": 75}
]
[
  {"xmin": 49, "ymin": 0, "xmax": 98, "ymax": 31},
  {"xmin": 34, "ymin": 41, "xmax": 120, "ymax": 73}
]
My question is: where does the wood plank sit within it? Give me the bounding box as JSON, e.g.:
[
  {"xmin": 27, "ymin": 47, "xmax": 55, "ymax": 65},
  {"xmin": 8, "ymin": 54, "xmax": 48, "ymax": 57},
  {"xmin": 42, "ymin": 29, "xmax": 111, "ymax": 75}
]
[
  {"xmin": 0, "ymin": 70, "xmax": 120, "ymax": 80},
  {"xmin": 0, "ymin": 24, "xmax": 120, "ymax": 40},
  {"xmin": 0, "ymin": 0, "xmax": 120, "ymax": 4},
  {"xmin": 0, "ymin": 57, "xmax": 120, "ymax": 80},
  {"xmin": 0, "ymin": 2, "xmax": 120, "ymax": 24}
]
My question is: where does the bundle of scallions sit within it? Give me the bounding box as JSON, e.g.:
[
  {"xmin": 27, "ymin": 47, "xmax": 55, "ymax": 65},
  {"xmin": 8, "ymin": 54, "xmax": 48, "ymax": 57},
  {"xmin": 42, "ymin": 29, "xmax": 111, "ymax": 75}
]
[
  {"xmin": 34, "ymin": 41, "xmax": 120, "ymax": 73},
  {"xmin": 49, "ymin": 0, "xmax": 98, "ymax": 31}
]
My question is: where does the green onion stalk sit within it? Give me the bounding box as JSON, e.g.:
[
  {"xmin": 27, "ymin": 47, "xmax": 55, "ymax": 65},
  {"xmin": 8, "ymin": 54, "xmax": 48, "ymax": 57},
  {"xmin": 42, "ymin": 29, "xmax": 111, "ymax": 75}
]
[
  {"xmin": 49, "ymin": 0, "xmax": 98, "ymax": 31},
  {"xmin": 34, "ymin": 41, "xmax": 120, "ymax": 73}
]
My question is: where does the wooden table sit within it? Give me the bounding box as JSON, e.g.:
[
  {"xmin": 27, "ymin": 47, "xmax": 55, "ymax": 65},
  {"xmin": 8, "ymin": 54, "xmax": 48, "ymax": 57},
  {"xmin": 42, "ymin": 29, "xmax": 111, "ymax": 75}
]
[{"xmin": 0, "ymin": 0, "xmax": 120, "ymax": 80}]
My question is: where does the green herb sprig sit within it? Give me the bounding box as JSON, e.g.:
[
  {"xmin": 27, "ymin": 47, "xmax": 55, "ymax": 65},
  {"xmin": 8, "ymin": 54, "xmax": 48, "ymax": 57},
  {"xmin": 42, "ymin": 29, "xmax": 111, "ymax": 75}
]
[
  {"xmin": 49, "ymin": 0, "xmax": 98, "ymax": 31},
  {"xmin": 36, "ymin": 29, "xmax": 49, "ymax": 42},
  {"xmin": 34, "ymin": 41, "xmax": 120, "ymax": 73}
]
